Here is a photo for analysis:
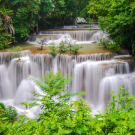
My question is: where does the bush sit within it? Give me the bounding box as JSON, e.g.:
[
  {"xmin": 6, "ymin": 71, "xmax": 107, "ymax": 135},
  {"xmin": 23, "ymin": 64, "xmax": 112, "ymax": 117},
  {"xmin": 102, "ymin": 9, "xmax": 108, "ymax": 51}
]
[
  {"xmin": 49, "ymin": 42, "xmax": 57, "ymax": 56},
  {"xmin": 71, "ymin": 44, "xmax": 83, "ymax": 55},
  {"xmin": 0, "ymin": 33, "xmax": 13, "ymax": 50},
  {"xmin": 0, "ymin": 102, "xmax": 17, "ymax": 134},
  {"xmin": 58, "ymin": 41, "xmax": 68, "ymax": 54},
  {"xmin": 99, "ymin": 38, "xmax": 111, "ymax": 48},
  {"xmin": 106, "ymin": 43, "xmax": 120, "ymax": 53},
  {"xmin": 99, "ymin": 38, "xmax": 120, "ymax": 53}
]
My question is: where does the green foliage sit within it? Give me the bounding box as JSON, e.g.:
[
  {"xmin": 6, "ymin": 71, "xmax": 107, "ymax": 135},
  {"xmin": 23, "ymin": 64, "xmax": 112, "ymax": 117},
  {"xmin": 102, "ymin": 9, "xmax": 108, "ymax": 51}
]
[
  {"xmin": 0, "ymin": 102, "xmax": 17, "ymax": 134},
  {"xmin": 2, "ymin": 71, "xmax": 135, "ymax": 134},
  {"xmin": 64, "ymin": 39, "xmax": 83, "ymax": 55},
  {"xmin": 58, "ymin": 41, "xmax": 68, "ymax": 54},
  {"xmin": 49, "ymin": 42, "xmax": 57, "ymax": 56},
  {"xmin": 88, "ymin": 0, "xmax": 135, "ymax": 55},
  {"xmin": 99, "ymin": 38, "xmax": 120, "ymax": 53},
  {"xmin": 71, "ymin": 44, "xmax": 83, "ymax": 55},
  {"xmin": 106, "ymin": 43, "xmax": 120, "ymax": 53},
  {"xmin": 99, "ymin": 38, "xmax": 111, "ymax": 48},
  {"xmin": 6, "ymin": 46, "xmax": 23, "ymax": 59},
  {"xmin": 0, "ymin": 33, "xmax": 13, "ymax": 49},
  {"xmin": 0, "ymin": 102, "xmax": 18, "ymax": 122}
]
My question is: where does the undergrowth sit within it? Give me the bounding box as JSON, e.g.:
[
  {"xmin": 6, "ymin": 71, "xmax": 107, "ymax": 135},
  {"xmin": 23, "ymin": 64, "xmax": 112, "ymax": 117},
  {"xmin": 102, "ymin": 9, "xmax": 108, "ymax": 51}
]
[{"xmin": 0, "ymin": 70, "xmax": 135, "ymax": 134}]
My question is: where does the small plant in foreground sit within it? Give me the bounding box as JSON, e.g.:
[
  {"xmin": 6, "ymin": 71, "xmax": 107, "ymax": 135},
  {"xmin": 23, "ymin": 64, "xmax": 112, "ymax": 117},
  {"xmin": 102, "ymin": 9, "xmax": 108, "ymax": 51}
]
[
  {"xmin": 2, "ymin": 78, "xmax": 135, "ymax": 134},
  {"xmin": 6, "ymin": 46, "xmax": 23, "ymax": 60},
  {"xmin": 0, "ymin": 102, "xmax": 17, "ymax": 134}
]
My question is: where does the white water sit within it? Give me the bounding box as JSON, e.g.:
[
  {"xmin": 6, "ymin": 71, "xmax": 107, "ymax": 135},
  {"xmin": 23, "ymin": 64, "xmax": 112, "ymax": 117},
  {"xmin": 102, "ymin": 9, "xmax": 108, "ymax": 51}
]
[{"xmin": 27, "ymin": 30, "xmax": 108, "ymax": 46}]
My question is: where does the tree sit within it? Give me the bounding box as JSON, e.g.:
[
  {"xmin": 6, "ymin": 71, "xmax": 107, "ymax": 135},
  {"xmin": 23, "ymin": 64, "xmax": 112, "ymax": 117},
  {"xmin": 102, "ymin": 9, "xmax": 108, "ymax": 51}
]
[
  {"xmin": 88, "ymin": 0, "xmax": 135, "ymax": 56},
  {"xmin": 0, "ymin": 0, "xmax": 15, "ymax": 49},
  {"xmin": 8, "ymin": 0, "xmax": 41, "ymax": 41},
  {"xmin": 36, "ymin": 37, "xmax": 48, "ymax": 50}
]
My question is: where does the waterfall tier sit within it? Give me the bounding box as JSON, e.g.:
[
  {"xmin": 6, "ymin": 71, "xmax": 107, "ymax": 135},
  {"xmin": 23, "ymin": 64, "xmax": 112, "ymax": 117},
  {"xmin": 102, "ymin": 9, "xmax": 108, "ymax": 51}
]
[{"xmin": 0, "ymin": 49, "xmax": 134, "ymax": 116}]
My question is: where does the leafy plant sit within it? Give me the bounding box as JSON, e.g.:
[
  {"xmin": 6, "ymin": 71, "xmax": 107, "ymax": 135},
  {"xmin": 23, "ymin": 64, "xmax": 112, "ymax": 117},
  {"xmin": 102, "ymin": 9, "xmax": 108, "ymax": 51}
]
[
  {"xmin": 49, "ymin": 42, "xmax": 57, "ymax": 56},
  {"xmin": 2, "ymin": 73, "xmax": 135, "ymax": 134},
  {"xmin": 0, "ymin": 102, "xmax": 17, "ymax": 134},
  {"xmin": 71, "ymin": 44, "xmax": 83, "ymax": 55},
  {"xmin": 58, "ymin": 41, "xmax": 68, "ymax": 54},
  {"xmin": 0, "ymin": 33, "xmax": 13, "ymax": 50},
  {"xmin": 6, "ymin": 46, "xmax": 23, "ymax": 60},
  {"xmin": 99, "ymin": 38, "xmax": 111, "ymax": 48},
  {"xmin": 106, "ymin": 43, "xmax": 120, "ymax": 53}
]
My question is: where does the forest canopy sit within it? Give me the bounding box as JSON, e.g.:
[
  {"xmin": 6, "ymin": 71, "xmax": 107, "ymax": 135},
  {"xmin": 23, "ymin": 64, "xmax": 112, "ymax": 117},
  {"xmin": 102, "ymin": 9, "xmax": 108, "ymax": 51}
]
[{"xmin": 87, "ymin": 0, "xmax": 135, "ymax": 55}]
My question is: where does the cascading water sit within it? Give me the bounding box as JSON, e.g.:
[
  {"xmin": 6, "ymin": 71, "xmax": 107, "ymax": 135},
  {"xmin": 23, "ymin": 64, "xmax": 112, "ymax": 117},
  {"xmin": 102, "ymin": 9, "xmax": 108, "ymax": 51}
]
[
  {"xmin": 0, "ymin": 24, "xmax": 135, "ymax": 118},
  {"xmin": 27, "ymin": 29, "xmax": 108, "ymax": 45}
]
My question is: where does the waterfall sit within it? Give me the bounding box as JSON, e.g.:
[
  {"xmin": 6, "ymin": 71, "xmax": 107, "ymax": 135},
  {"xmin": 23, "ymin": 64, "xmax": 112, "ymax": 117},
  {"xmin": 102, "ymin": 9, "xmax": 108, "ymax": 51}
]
[
  {"xmin": 14, "ymin": 79, "xmax": 44, "ymax": 109},
  {"xmin": 99, "ymin": 72, "xmax": 135, "ymax": 112},
  {"xmin": 0, "ymin": 22, "xmax": 134, "ymax": 117},
  {"xmin": 27, "ymin": 30, "xmax": 108, "ymax": 45},
  {"xmin": 72, "ymin": 60, "xmax": 129, "ymax": 107},
  {"xmin": 0, "ymin": 50, "xmax": 132, "ymax": 115},
  {"xmin": 0, "ymin": 65, "xmax": 12, "ymax": 99}
]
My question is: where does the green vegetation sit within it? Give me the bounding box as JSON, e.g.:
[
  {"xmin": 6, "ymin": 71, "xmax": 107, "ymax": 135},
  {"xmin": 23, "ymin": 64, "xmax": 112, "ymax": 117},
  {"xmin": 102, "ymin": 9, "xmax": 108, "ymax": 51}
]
[
  {"xmin": 0, "ymin": 102, "xmax": 17, "ymax": 133},
  {"xmin": 58, "ymin": 41, "xmax": 68, "ymax": 54},
  {"xmin": 48, "ymin": 41, "xmax": 83, "ymax": 55},
  {"xmin": 0, "ymin": 0, "xmax": 89, "ymax": 49},
  {"xmin": 1, "ymin": 70, "xmax": 135, "ymax": 134},
  {"xmin": 99, "ymin": 38, "xmax": 111, "ymax": 49},
  {"xmin": 0, "ymin": 0, "xmax": 134, "ymax": 55},
  {"xmin": 71, "ymin": 44, "xmax": 83, "ymax": 55},
  {"xmin": 49, "ymin": 42, "xmax": 57, "ymax": 56},
  {"xmin": 87, "ymin": 0, "xmax": 135, "ymax": 56},
  {"xmin": 99, "ymin": 38, "xmax": 120, "ymax": 53}
]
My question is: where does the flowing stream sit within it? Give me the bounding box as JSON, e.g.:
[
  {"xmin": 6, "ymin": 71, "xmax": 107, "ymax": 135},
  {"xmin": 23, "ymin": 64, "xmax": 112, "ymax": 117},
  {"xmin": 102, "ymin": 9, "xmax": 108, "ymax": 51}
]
[{"xmin": 0, "ymin": 25, "xmax": 135, "ymax": 118}]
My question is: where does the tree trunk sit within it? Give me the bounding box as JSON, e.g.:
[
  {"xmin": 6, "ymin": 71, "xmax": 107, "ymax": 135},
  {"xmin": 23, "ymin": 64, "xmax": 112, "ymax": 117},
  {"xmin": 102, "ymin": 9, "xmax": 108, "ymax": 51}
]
[
  {"xmin": 131, "ymin": 32, "xmax": 134, "ymax": 56},
  {"xmin": 2, "ymin": 0, "xmax": 8, "ymax": 34},
  {"xmin": 62, "ymin": 17, "xmax": 65, "ymax": 26},
  {"xmin": 33, "ymin": 27, "xmax": 34, "ymax": 33},
  {"xmin": 41, "ymin": 45, "xmax": 43, "ymax": 50},
  {"xmin": 60, "ymin": 15, "xmax": 62, "ymax": 26},
  {"xmin": 36, "ymin": 17, "xmax": 38, "ymax": 35}
]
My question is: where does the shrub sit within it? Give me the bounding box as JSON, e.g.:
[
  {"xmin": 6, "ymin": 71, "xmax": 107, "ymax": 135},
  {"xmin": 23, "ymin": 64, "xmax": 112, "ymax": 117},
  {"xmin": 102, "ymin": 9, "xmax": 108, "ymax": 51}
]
[
  {"xmin": 58, "ymin": 41, "xmax": 68, "ymax": 54},
  {"xmin": 71, "ymin": 44, "xmax": 83, "ymax": 55},
  {"xmin": 0, "ymin": 102, "xmax": 17, "ymax": 134},
  {"xmin": 0, "ymin": 33, "xmax": 13, "ymax": 50},
  {"xmin": 106, "ymin": 43, "xmax": 120, "ymax": 53},
  {"xmin": 49, "ymin": 42, "xmax": 57, "ymax": 56},
  {"xmin": 99, "ymin": 38, "xmax": 111, "ymax": 48},
  {"xmin": 2, "ymin": 72, "xmax": 135, "ymax": 134}
]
